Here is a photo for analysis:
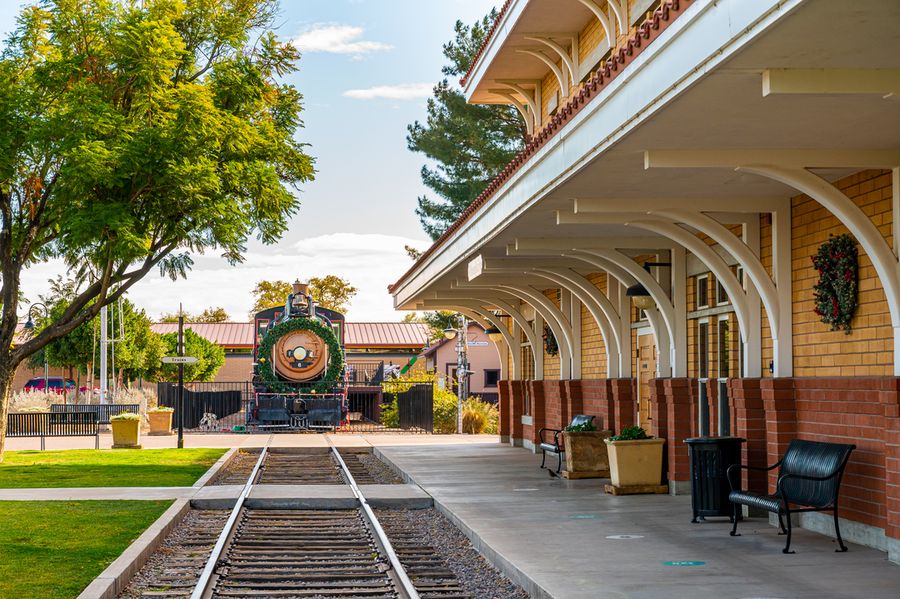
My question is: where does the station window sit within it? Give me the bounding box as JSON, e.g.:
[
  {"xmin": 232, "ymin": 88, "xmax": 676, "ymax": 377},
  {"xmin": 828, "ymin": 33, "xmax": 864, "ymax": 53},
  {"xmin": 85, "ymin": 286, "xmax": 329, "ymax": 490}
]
[
  {"xmin": 696, "ymin": 274, "xmax": 709, "ymax": 309},
  {"xmin": 697, "ymin": 319, "xmax": 709, "ymax": 379},
  {"xmin": 484, "ymin": 369, "xmax": 500, "ymax": 388}
]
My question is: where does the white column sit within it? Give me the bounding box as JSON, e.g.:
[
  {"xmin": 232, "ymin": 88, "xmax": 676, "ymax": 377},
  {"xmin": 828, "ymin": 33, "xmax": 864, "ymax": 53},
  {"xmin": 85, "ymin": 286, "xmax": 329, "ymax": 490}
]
[{"xmin": 772, "ymin": 200, "xmax": 793, "ymax": 377}]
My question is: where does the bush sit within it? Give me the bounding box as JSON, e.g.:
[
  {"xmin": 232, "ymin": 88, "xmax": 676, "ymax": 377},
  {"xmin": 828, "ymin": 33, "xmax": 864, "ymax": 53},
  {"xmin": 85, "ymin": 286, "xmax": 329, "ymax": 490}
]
[
  {"xmin": 110, "ymin": 412, "xmax": 141, "ymax": 422},
  {"xmin": 380, "ymin": 399, "xmax": 399, "ymax": 428},
  {"xmin": 432, "ymin": 386, "xmax": 458, "ymax": 434},
  {"xmin": 609, "ymin": 426, "xmax": 651, "ymax": 441},
  {"xmin": 461, "ymin": 397, "xmax": 498, "ymax": 435},
  {"xmin": 565, "ymin": 420, "xmax": 596, "ymax": 433},
  {"xmin": 9, "ymin": 391, "xmax": 55, "ymax": 413},
  {"xmin": 147, "ymin": 406, "xmax": 173, "ymax": 413}
]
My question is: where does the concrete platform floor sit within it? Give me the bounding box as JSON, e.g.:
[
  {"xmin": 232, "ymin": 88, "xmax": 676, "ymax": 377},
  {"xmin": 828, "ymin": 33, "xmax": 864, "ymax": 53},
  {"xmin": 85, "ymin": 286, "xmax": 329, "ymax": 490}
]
[{"xmin": 377, "ymin": 443, "xmax": 900, "ymax": 599}]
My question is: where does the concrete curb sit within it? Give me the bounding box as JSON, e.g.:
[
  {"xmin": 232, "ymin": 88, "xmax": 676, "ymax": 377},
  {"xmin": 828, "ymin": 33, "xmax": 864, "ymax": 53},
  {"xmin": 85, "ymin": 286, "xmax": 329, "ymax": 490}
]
[
  {"xmin": 373, "ymin": 448, "xmax": 554, "ymax": 599},
  {"xmin": 77, "ymin": 498, "xmax": 191, "ymax": 599},
  {"xmin": 193, "ymin": 447, "xmax": 237, "ymax": 488}
]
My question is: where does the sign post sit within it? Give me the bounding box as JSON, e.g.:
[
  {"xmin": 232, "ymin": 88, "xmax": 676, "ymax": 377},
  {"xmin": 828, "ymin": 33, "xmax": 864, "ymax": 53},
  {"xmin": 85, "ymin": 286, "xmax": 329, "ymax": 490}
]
[{"xmin": 177, "ymin": 313, "xmax": 184, "ymax": 449}]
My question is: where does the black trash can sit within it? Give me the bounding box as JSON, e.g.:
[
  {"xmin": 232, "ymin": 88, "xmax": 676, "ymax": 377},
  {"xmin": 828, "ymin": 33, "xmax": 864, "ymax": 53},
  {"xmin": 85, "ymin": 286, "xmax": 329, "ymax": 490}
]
[{"xmin": 685, "ymin": 437, "xmax": 745, "ymax": 523}]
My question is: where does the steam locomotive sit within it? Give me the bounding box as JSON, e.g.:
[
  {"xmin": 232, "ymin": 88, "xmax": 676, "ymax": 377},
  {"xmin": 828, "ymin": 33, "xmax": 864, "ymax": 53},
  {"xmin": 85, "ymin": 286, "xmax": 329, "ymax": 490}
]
[{"xmin": 249, "ymin": 281, "xmax": 347, "ymax": 431}]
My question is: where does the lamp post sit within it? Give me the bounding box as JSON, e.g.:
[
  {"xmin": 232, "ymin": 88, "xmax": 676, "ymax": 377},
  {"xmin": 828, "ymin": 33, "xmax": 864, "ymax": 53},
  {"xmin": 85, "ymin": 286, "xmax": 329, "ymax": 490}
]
[
  {"xmin": 443, "ymin": 315, "xmax": 469, "ymax": 434},
  {"xmin": 23, "ymin": 302, "xmax": 50, "ymax": 393}
]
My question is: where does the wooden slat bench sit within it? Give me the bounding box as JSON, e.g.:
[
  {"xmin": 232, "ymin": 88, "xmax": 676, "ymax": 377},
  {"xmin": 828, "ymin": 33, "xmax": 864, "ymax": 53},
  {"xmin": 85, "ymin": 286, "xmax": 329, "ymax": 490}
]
[
  {"xmin": 727, "ymin": 438, "xmax": 856, "ymax": 554},
  {"xmin": 50, "ymin": 403, "xmax": 140, "ymax": 425},
  {"xmin": 7, "ymin": 411, "xmax": 100, "ymax": 450}
]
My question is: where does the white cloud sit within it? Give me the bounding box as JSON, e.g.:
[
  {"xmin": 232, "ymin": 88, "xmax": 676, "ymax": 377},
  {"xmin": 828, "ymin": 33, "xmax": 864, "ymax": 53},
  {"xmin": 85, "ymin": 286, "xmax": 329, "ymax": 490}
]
[
  {"xmin": 19, "ymin": 233, "xmax": 430, "ymax": 323},
  {"xmin": 343, "ymin": 83, "xmax": 433, "ymax": 100},
  {"xmin": 291, "ymin": 24, "xmax": 392, "ymax": 56}
]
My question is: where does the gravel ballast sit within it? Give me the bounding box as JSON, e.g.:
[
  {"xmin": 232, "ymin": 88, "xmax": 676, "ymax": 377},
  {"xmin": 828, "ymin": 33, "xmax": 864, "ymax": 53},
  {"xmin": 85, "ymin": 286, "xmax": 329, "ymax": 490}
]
[{"xmin": 378, "ymin": 507, "xmax": 531, "ymax": 599}]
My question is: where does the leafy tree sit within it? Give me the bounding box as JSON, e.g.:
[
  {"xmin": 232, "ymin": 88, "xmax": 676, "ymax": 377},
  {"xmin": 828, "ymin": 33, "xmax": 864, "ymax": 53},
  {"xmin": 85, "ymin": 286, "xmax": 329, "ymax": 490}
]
[
  {"xmin": 249, "ymin": 279, "xmax": 291, "ymax": 315},
  {"xmin": 0, "ymin": 0, "xmax": 314, "ymax": 456},
  {"xmin": 408, "ymin": 10, "xmax": 527, "ymax": 240},
  {"xmin": 308, "ymin": 275, "xmax": 357, "ymax": 313},
  {"xmin": 405, "ymin": 311, "xmax": 460, "ymax": 341},
  {"xmin": 151, "ymin": 329, "xmax": 224, "ymax": 382},
  {"xmin": 160, "ymin": 306, "xmax": 230, "ymax": 323},
  {"xmin": 27, "ymin": 289, "xmax": 167, "ymax": 387},
  {"xmin": 404, "ymin": 245, "xmax": 422, "ymax": 260}
]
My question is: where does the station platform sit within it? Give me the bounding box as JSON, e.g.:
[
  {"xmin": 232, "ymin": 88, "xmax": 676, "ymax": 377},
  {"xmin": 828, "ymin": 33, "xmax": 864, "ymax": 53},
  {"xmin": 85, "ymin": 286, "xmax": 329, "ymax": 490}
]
[{"xmin": 376, "ymin": 442, "xmax": 900, "ymax": 599}]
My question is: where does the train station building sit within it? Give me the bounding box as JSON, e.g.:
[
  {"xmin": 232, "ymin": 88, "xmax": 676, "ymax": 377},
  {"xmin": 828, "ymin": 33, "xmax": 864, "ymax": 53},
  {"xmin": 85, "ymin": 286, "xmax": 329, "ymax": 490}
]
[{"xmin": 389, "ymin": 0, "xmax": 900, "ymax": 563}]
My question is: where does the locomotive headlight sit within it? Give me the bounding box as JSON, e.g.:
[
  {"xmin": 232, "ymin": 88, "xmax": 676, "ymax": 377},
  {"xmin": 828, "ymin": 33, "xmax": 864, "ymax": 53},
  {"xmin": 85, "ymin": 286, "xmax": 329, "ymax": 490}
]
[{"xmin": 292, "ymin": 346, "xmax": 309, "ymax": 361}]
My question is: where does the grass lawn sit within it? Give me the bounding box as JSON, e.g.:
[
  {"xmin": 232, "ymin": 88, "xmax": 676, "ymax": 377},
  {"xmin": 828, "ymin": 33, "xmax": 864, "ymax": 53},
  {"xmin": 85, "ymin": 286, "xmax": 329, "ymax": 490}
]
[
  {"xmin": 0, "ymin": 448, "xmax": 226, "ymax": 488},
  {"xmin": 0, "ymin": 500, "xmax": 171, "ymax": 599}
]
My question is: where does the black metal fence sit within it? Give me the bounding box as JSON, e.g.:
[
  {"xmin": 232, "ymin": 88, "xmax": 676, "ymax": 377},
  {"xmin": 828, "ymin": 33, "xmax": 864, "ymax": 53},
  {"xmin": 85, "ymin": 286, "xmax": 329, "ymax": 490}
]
[
  {"xmin": 50, "ymin": 403, "xmax": 140, "ymax": 425},
  {"xmin": 7, "ymin": 412, "xmax": 100, "ymax": 449},
  {"xmin": 344, "ymin": 380, "xmax": 433, "ymax": 433},
  {"xmin": 156, "ymin": 380, "xmax": 436, "ymax": 433},
  {"xmin": 157, "ymin": 382, "xmax": 250, "ymax": 431},
  {"xmin": 346, "ymin": 361, "xmax": 385, "ymax": 385}
]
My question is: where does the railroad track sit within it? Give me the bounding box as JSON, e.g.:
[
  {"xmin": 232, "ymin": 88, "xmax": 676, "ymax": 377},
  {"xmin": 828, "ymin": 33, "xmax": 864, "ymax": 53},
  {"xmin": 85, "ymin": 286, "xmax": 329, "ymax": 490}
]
[{"xmin": 189, "ymin": 446, "xmax": 473, "ymax": 599}]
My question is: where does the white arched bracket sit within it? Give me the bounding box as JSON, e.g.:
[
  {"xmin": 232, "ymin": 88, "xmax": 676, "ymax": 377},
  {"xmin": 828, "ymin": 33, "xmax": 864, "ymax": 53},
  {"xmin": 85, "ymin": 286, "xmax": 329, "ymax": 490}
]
[
  {"xmin": 457, "ymin": 280, "xmax": 576, "ymax": 380},
  {"xmin": 570, "ymin": 248, "xmax": 679, "ymax": 376},
  {"xmin": 573, "ymin": 0, "xmax": 616, "ymax": 45},
  {"xmin": 522, "ymin": 36, "xmax": 577, "ymax": 90},
  {"xmin": 530, "ymin": 268, "xmax": 622, "ymax": 378},
  {"xmin": 740, "ymin": 165, "xmax": 900, "ymax": 375},
  {"xmin": 644, "ymin": 148, "xmax": 900, "ymax": 375},
  {"xmin": 653, "ymin": 208, "xmax": 786, "ymax": 377},
  {"xmin": 430, "ymin": 292, "xmax": 544, "ymax": 380},
  {"xmin": 446, "ymin": 304, "xmax": 517, "ymax": 381},
  {"xmin": 490, "ymin": 89, "xmax": 534, "ymax": 136},
  {"xmin": 516, "ymin": 49, "xmax": 569, "ymax": 96}
]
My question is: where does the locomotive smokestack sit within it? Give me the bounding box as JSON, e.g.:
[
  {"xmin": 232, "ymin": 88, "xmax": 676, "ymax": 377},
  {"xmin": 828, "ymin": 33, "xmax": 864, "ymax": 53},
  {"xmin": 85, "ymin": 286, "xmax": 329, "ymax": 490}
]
[{"xmin": 293, "ymin": 280, "xmax": 309, "ymax": 296}]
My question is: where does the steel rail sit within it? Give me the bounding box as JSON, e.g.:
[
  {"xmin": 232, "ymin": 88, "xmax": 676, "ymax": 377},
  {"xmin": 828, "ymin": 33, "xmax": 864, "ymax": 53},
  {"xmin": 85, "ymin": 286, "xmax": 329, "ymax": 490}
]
[
  {"xmin": 329, "ymin": 442, "xmax": 422, "ymax": 599},
  {"xmin": 190, "ymin": 445, "xmax": 268, "ymax": 599}
]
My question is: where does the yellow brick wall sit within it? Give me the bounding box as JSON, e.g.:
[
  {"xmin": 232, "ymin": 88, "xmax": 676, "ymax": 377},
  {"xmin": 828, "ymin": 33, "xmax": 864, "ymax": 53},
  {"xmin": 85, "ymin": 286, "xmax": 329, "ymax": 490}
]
[
  {"xmin": 760, "ymin": 214, "xmax": 774, "ymax": 377},
  {"xmin": 790, "ymin": 169, "xmax": 893, "ymax": 376},
  {"xmin": 541, "ymin": 288, "xmax": 561, "ymax": 379},
  {"xmin": 581, "ymin": 272, "xmax": 608, "ymax": 378},
  {"xmin": 539, "ymin": 69, "xmax": 560, "ymax": 129}
]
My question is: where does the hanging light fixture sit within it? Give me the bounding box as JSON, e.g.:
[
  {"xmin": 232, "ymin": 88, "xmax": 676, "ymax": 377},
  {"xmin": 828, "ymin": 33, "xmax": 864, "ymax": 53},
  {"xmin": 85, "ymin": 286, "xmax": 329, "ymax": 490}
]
[
  {"xmin": 626, "ymin": 262, "xmax": 672, "ymax": 310},
  {"xmin": 484, "ymin": 327, "xmax": 503, "ymax": 342},
  {"xmin": 443, "ymin": 327, "xmax": 458, "ymax": 340}
]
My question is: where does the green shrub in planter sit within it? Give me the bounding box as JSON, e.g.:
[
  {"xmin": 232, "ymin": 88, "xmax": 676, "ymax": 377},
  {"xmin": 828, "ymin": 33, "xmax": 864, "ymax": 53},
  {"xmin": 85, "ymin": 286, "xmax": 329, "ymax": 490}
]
[
  {"xmin": 565, "ymin": 420, "xmax": 597, "ymax": 433},
  {"xmin": 609, "ymin": 425, "xmax": 651, "ymax": 441},
  {"xmin": 110, "ymin": 413, "xmax": 142, "ymax": 422}
]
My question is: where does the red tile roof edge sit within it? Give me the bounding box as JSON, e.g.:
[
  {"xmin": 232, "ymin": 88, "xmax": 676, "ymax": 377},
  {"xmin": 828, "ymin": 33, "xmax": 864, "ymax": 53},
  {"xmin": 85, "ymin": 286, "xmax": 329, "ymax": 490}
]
[
  {"xmin": 459, "ymin": 0, "xmax": 514, "ymax": 87},
  {"xmin": 390, "ymin": 0, "xmax": 690, "ymax": 295}
]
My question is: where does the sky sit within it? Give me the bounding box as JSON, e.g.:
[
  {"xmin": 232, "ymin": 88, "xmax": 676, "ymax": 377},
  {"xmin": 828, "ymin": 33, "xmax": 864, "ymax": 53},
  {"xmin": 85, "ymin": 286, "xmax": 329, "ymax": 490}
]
[{"xmin": 2, "ymin": 0, "xmax": 498, "ymax": 322}]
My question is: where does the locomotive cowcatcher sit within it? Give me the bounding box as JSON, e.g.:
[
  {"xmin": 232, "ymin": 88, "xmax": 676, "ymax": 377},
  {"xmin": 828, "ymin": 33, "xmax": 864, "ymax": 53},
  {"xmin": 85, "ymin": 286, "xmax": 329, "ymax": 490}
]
[{"xmin": 250, "ymin": 280, "xmax": 347, "ymax": 431}]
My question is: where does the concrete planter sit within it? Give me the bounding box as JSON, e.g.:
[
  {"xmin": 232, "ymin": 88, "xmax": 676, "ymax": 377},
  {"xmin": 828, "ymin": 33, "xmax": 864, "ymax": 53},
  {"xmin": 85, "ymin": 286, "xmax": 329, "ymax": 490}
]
[
  {"xmin": 561, "ymin": 430, "xmax": 613, "ymax": 479},
  {"xmin": 605, "ymin": 437, "xmax": 665, "ymax": 488},
  {"xmin": 111, "ymin": 419, "xmax": 141, "ymax": 448},
  {"xmin": 147, "ymin": 411, "xmax": 173, "ymax": 435}
]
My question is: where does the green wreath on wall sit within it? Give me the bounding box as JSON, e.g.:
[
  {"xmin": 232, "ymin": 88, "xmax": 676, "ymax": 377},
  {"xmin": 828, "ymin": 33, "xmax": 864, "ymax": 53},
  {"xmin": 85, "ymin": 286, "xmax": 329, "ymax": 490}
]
[
  {"xmin": 811, "ymin": 233, "xmax": 859, "ymax": 334},
  {"xmin": 257, "ymin": 317, "xmax": 344, "ymax": 393},
  {"xmin": 543, "ymin": 323, "xmax": 559, "ymax": 356}
]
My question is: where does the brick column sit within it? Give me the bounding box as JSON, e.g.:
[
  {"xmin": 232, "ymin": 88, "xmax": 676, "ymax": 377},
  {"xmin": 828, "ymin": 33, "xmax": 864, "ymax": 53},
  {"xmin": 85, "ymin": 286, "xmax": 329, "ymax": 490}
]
[
  {"xmin": 664, "ymin": 378, "xmax": 694, "ymax": 491},
  {"xmin": 610, "ymin": 378, "xmax": 636, "ymax": 434},
  {"xmin": 879, "ymin": 378, "xmax": 900, "ymax": 564},
  {"xmin": 762, "ymin": 378, "xmax": 797, "ymax": 493},
  {"xmin": 498, "ymin": 380, "xmax": 511, "ymax": 443},
  {"xmin": 509, "ymin": 380, "xmax": 524, "ymax": 445},
  {"xmin": 563, "ymin": 380, "xmax": 586, "ymax": 425},
  {"xmin": 649, "ymin": 378, "xmax": 667, "ymax": 441},
  {"xmin": 583, "ymin": 379, "xmax": 614, "ymax": 430},
  {"xmin": 528, "ymin": 380, "xmax": 547, "ymax": 449},
  {"xmin": 728, "ymin": 378, "xmax": 767, "ymax": 491}
]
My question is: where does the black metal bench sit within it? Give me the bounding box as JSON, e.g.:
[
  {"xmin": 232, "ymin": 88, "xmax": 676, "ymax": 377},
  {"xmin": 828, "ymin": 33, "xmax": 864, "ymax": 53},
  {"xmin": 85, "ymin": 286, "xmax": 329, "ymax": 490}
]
[
  {"xmin": 539, "ymin": 414, "xmax": 594, "ymax": 474},
  {"xmin": 7, "ymin": 411, "xmax": 100, "ymax": 450},
  {"xmin": 727, "ymin": 438, "xmax": 855, "ymax": 554},
  {"xmin": 50, "ymin": 403, "xmax": 140, "ymax": 425}
]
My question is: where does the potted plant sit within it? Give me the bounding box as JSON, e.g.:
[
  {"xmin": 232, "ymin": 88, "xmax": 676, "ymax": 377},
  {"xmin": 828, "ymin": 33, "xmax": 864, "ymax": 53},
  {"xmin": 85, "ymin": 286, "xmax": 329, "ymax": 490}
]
[
  {"xmin": 147, "ymin": 406, "xmax": 174, "ymax": 436},
  {"xmin": 604, "ymin": 426, "xmax": 666, "ymax": 493},
  {"xmin": 110, "ymin": 412, "xmax": 142, "ymax": 448},
  {"xmin": 560, "ymin": 419, "xmax": 613, "ymax": 479}
]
